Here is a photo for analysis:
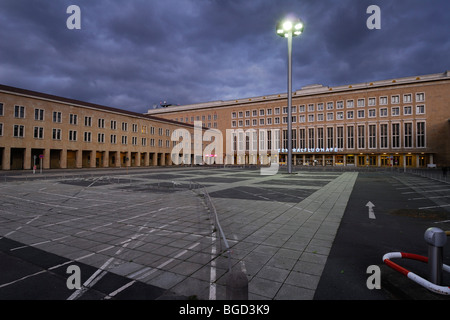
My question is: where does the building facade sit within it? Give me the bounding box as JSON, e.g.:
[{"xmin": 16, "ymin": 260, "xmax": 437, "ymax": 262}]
[
  {"xmin": 147, "ymin": 71, "xmax": 450, "ymax": 168},
  {"xmin": 0, "ymin": 85, "xmax": 198, "ymax": 171}
]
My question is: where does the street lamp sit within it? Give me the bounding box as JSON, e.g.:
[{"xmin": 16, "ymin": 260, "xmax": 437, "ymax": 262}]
[{"xmin": 276, "ymin": 16, "xmax": 304, "ymax": 174}]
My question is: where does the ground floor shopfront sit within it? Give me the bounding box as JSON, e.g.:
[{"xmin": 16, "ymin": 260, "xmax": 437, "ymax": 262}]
[
  {"xmin": 230, "ymin": 152, "xmax": 434, "ymax": 168},
  {"xmin": 0, "ymin": 147, "xmax": 172, "ymax": 170}
]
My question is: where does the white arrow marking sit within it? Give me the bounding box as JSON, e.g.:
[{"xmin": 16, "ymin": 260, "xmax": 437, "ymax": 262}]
[{"xmin": 366, "ymin": 201, "xmax": 376, "ymax": 219}]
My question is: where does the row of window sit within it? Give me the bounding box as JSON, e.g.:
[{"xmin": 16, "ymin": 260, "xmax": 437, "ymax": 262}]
[
  {"xmin": 176, "ymin": 114, "xmax": 218, "ymax": 123},
  {"xmin": 229, "ymin": 122, "xmax": 426, "ymax": 152},
  {"xmin": 0, "ymin": 124, "xmax": 174, "ymax": 148},
  {"xmin": 0, "ymin": 104, "xmax": 172, "ymax": 136},
  {"xmin": 230, "ymin": 93, "xmax": 426, "ymax": 119},
  {"xmin": 231, "ymin": 105, "xmax": 426, "ymax": 127}
]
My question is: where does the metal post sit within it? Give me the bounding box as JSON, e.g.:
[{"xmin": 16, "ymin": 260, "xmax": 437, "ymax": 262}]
[
  {"xmin": 287, "ymin": 32, "xmax": 293, "ymax": 174},
  {"xmin": 424, "ymin": 227, "xmax": 447, "ymax": 285}
]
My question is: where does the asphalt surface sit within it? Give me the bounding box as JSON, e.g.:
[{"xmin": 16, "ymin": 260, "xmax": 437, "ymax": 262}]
[{"xmin": 314, "ymin": 171, "xmax": 450, "ymax": 300}]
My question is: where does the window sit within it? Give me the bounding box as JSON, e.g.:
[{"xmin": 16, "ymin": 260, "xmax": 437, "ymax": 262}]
[
  {"xmin": 403, "ymin": 94, "xmax": 412, "ymax": 103},
  {"xmin": 111, "ymin": 120, "xmax": 117, "ymax": 130},
  {"xmin": 266, "ymin": 108, "xmax": 272, "ymax": 115},
  {"xmin": 391, "ymin": 95, "xmax": 400, "ymax": 104},
  {"xmin": 308, "ymin": 114, "xmax": 314, "ymax": 122},
  {"xmin": 122, "ymin": 136, "xmax": 128, "ymax": 145},
  {"xmin": 317, "ymin": 103, "xmax": 323, "ymax": 111},
  {"xmin": 259, "ymin": 118, "xmax": 265, "ymax": 125},
  {"xmin": 357, "ymin": 110, "xmax": 365, "ymax": 118},
  {"xmin": 308, "ymin": 104, "xmax": 315, "ymax": 112},
  {"xmin": 34, "ymin": 109, "xmax": 44, "ymax": 121},
  {"xmin": 52, "ymin": 128, "xmax": 61, "ymax": 140},
  {"xmin": 259, "ymin": 109, "xmax": 265, "ymax": 116},
  {"xmin": 347, "ymin": 126, "xmax": 354, "ymax": 149},
  {"xmin": 368, "ymin": 125, "xmax": 376, "ymax": 149},
  {"xmin": 266, "ymin": 118, "xmax": 272, "ymax": 125},
  {"xmin": 337, "ymin": 101, "xmax": 344, "ymax": 109},
  {"xmin": 317, "ymin": 128, "xmax": 324, "ymax": 149},
  {"xmin": 33, "ymin": 127, "xmax": 44, "ymax": 139},
  {"xmin": 69, "ymin": 130, "xmax": 77, "ymax": 141},
  {"xmin": 132, "ymin": 137, "xmax": 138, "ymax": 145},
  {"xmin": 404, "ymin": 106, "xmax": 412, "ymax": 115},
  {"xmin": 368, "ymin": 98, "xmax": 376, "ymax": 106},
  {"xmin": 13, "ymin": 125, "xmax": 25, "ymax": 137},
  {"xmin": 417, "ymin": 122, "xmax": 426, "ymax": 147},
  {"xmin": 416, "ymin": 105, "xmax": 425, "ymax": 114},
  {"xmin": 122, "ymin": 122, "xmax": 128, "ymax": 131},
  {"xmin": 380, "ymin": 108, "xmax": 388, "ymax": 117},
  {"xmin": 98, "ymin": 118, "xmax": 105, "ymax": 128},
  {"xmin": 53, "ymin": 111, "xmax": 62, "ymax": 123},
  {"xmin": 84, "ymin": 131, "xmax": 92, "ymax": 142},
  {"xmin": 308, "ymin": 128, "xmax": 315, "ymax": 149},
  {"xmin": 368, "ymin": 109, "xmax": 376, "ymax": 118},
  {"xmin": 158, "ymin": 128, "xmax": 163, "ymax": 136},
  {"xmin": 69, "ymin": 114, "xmax": 78, "ymax": 125},
  {"xmin": 245, "ymin": 110, "xmax": 250, "ymax": 117},
  {"xmin": 275, "ymin": 107, "xmax": 280, "ymax": 115},
  {"xmin": 347, "ymin": 111, "xmax": 354, "ymax": 119},
  {"xmin": 0, "ymin": 123, "xmax": 2, "ymax": 136},
  {"xmin": 245, "ymin": 119, "xmax": 250, "ymax": 127},
  {"xmin": 98, "ymin": 133, "xmax": 105, "ymax": 143},
  {"xmin": 274, "ymin": 117, "xmax": 280, "ymax": 124},
  {"xmin": 231, "ymin": 112, "xmax": 237, "ymax": 119},
  {"xmin": 357, "ymin": 125, "xmax": 365, "ymax": 149},
  {"xmin": 379, "ymin": 97, "xmax": 388, "ymax": 105},
  {"xmin": 84, "ymin": 116, "xmax": 92, "ymax": 127},
  {"xmin": 327, "ymin": 127, "xmax": 334, "ymax": 149},
  {"xmin": 317, "ymin": 114, "xmax": 324, "ymax": 121},
  {"xmin": 299, "ymin": 129, "xmax": 306, "ymax": 149},
  {"xmin": 231, "ymin": 120, "xmax": 237, "ymax": 127},
  {"xmin": 392, "ymin": 123, "xmax": 400, "ymax": 148},
  {"xmin": 327, "ymin": 112, "xmax": 334, "ymax": 121},
  {"xmin": 404, "ymin": 123, "xmax": 412, "ymax": 148},
  {"xmin": 357, "ymin": 99, "xmax": 365, "ymax": 107},
  {"xmin": 337, "ymin": 127, "xmax": 344, "ymax": 149},
  {"xmin": 110, "ymin": 134, "xmax": 117, "ymax": 144},
  {"xmin": 416, "ymin": 93, "xmax": 425, "ymax": 102},
  {"xmin": 14, "ymin": 105, "xmax": 25, "ymax": 118},
  {"xmin": 132, "ymin": 124, "xmax": 138, "ymax": 132},
  {"xmin": 142, "ymin": 138, "xmax": 147, "ymax": 146},
  {"xmin": 391, "ymin": 107, "xmax": 400, "ymax": 116},
  {"xmin": 238, "ymin": 111, "xmax": 243, "ymax": 118},
  {"xmin": 346, "ymin": 100, "xmax": 354, "ymax": 108},
  {"xmin": 299, "ymin": 105, "xmax": 305, "ymax": 113},
  {"xmin": 282, "ymin": 107, "xmax": 288, "ymax": 114},
  {"xmin": 380, "ymin": 124, "xmax": 388, "ymax": 148},
  {"xmin": 0, "ymin": 103, "xmax": 3, "ymax": 116},
  {"xmin": 327, "ymin": 102, "xmax": 333, "ymax": 110},
  {"xmin": 337, "ymin": 112, "xmax": 344, "ymax": 120},
  {"xmin": 299, "ymin": 115, "xmax": 305, "ymax": 123},
  {"xmin": 252, "ymin": 110, "xmax": 258, "ymax": 117}
]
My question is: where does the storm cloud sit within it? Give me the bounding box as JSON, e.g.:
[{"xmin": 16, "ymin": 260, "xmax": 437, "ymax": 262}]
[{"xmin": 0, "ymin": 0, "xmax": 449, "ymax": 113}]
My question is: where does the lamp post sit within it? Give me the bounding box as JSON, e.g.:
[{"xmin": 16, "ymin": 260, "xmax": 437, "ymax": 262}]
[{"xmin": 277, "ymin": 17, "xmax": 304, "ymax": 174}]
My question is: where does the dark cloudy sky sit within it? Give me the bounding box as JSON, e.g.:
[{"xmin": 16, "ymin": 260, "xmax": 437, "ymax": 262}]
[{"xmin": 0, "ymin": 0, "xmax": 449, "ymax": 113}]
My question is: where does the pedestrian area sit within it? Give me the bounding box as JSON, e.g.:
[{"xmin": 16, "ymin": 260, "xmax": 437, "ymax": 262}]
[{"xmin": 0, "ymin": 167, "xmax": 357, "ymax": 300}]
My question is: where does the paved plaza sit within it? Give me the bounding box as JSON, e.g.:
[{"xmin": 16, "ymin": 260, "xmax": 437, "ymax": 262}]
[
  {"xmin": 0, "ymin": 166, "xmax": 449, "ymax": 300},
  {"xmin": 0, "ymin": 167, "xmax": 359, "ymax": 300}
]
